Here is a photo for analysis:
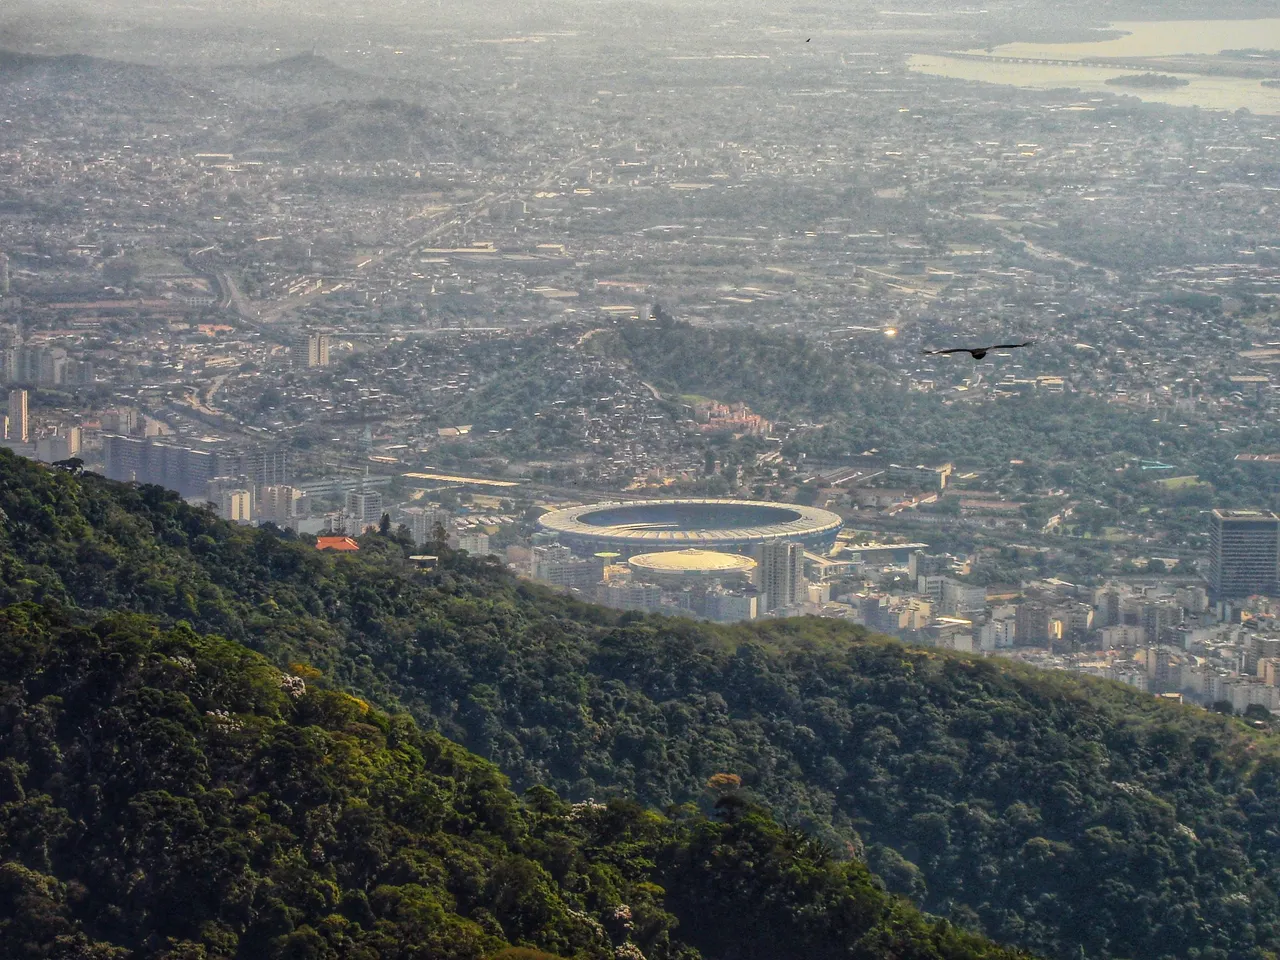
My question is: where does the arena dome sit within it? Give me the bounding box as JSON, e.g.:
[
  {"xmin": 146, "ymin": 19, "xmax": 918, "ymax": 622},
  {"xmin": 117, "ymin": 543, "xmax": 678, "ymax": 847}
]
[{"xmin": 628, "ymin": 548, "xmax": 757, "ymax": 585}]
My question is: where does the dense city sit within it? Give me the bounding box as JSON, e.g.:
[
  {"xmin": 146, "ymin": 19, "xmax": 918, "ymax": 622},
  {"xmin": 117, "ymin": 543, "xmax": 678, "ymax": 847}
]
[{"xmin": 4, "ymin": 0, "xmax": 1280, "ymax": 722}]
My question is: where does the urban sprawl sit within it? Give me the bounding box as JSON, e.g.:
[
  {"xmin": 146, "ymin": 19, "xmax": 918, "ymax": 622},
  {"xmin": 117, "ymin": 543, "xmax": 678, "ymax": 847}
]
[{"xmin": 5, "ymin": 4, "xmax": 1280, "ymax": 718}]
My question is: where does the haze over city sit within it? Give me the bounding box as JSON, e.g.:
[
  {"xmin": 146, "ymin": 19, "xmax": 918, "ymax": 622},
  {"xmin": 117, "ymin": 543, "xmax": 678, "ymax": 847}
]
[{"xmin": 5, "ymin": 1, "xmax": 1280, "ymax": 958}]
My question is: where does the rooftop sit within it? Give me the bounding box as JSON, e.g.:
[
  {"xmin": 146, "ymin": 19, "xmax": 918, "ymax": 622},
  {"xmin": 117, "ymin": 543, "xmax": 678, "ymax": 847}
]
[
  {"xmin": 316, "ymin": 536, "xmax": 361, "ymax": 552},
  {"xmin": 1213, "ymin": 509, "xmax": 1280, "ymax": 521},
  {"xmin": 628, "ymin": 549, "xmax": 757, "ymax": 574}
]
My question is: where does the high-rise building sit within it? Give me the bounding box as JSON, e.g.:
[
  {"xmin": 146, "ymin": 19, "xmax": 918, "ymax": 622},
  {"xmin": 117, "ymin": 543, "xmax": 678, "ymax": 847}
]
[
  {"xmin": 1138, "ymin": 600, "xmax": 1179, "ymax": 645},
  {"xmin": 233, "ymin": 447, "xmax": 291, "ymax": 487},
  {"xmin": 103, "ymin": 435, "xmax": 146, "ymax": 483},
  {"xmin": 260, "ymin": 484, "xmax": 303, "ymax": 525},
  {"xmin": 219, "ymin": 489, "xmax": 253, "ymax": 524},
  {"xmin": 908, "ymin": 550, "xmax": 949, "ymax": 580},
  {"xmin": 1176, "ymin": 584, "xmax": 1209, "ymax": 615},
  {"xmin": 104, "ymin": 408, "xmax": 142, "ymax": 435},
  {"xmin": 291, "ymin": 333, "xmax": 331, "ymax": 369},
  {"xmin": 941, "ymin": 578, "xmax": 988, "ymax": 615},
  {"xmin": 6, "ymin": 388, "xmax": 27, "ymax": 443},
  {"xmin": 1210, "ymin": 509, "xmax": 1280, "ymax": 600},
  {"xmin": 207, "ymin": 475, "xmax": 252, "ymax": 510},
  {"xmin": 401, "ymin": 504, "xmax": 451, "ymax": 544},
  {"xmin": 1015, "ymin": 600, "xmax": 1050, "ymax": 646},
  {"xmin": 754, "ymin": 540, "xmax": 805, "ymax": 613},
  {"xmin": 453, "ymin": 530, "xmax": 491, "ymax": 556},
  {"xmin": 1093, "ymin": 587, "xmax": 1122, "ymax": 627},
  {"xmin": 61, "ymin": 359, "xmax": 95, "ymax": 387},
  {"xmin": 103, "ymin": 436, "xmax": 284, "ymax": 499},
  {"xmin": 345, "ymin": 488, "xmax": 384, "ymax": 530},
  {"xmin": 35, "ymin": 428, "xmax": 79, "ymax": 464},
  {"xmin": 3, "ymin": 346, "xmax": 70, "ymax": 387}
]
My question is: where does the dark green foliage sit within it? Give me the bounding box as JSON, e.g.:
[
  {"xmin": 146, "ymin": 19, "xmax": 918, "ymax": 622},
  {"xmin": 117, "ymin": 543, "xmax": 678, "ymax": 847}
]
[
  {"xmin": 0, "ymin": 605, "xmax": 1028, "ymax": 960},
  {"xmin": 4, "ymin": 449, "xmax": 1280, "ymax": 959},
  {"xmin": 602, "ymin": 313, "xmax": 884, "ymax": 421}
]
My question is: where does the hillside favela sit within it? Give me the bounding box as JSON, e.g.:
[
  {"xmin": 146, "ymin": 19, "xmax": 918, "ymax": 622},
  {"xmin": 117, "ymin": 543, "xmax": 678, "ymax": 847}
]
[{"xmin": 9, "ymin": 0, "xmax": 1280, "ymax": 959}]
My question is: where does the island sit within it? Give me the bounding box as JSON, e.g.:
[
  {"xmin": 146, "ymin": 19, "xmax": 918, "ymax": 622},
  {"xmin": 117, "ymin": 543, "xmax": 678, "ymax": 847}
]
[{"xmin": 1106, "ymin": 73, "xmax": 1191, "ymax": 88}]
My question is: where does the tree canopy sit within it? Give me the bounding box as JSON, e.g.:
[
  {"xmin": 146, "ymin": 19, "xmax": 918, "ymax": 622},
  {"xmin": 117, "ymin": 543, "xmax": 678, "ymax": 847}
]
[
  {"xmin": 2, "ymin": 449, "xmax": 1280, "ymax": 959},
  {"xmin": 0, "ymin": 603, "xmax": 1027, "ymax": 960}
]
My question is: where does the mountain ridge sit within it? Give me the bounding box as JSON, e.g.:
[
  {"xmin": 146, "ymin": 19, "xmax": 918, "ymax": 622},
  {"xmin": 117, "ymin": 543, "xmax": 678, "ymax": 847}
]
[
  {"xmin": 0, "ymin": 601, "xmax": 1029, "ymax": 960},
  {"xmin": 1, "ymin": 450, "xmax": 1279, "ymax": 959}
]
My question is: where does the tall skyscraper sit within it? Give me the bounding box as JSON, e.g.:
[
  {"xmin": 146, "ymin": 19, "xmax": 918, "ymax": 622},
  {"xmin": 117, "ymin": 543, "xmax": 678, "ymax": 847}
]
[
  {"xmin": 754, "ymin": 540, "xmax": 805, "ymax": 613},
  {"xmin": 6, "ymin": 388, "xmax": 27, "ymax": 443},
  {"xmin": 1210, "ymin": 509, "xmax": 1280, "ymax": 599}
]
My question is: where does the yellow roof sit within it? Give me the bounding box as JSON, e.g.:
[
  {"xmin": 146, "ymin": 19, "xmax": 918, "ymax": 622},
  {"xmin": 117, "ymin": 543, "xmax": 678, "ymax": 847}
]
[{"xmin": 628, "ymin": 549, "xmax": 757, "ymax": 575}]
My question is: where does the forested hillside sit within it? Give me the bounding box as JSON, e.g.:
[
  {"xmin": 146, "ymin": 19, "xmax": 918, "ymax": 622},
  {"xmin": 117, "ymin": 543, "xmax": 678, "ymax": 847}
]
[
  {"xmin": 0, "ymin": 605, "xmax": 1021, "ymax": 960},
  {"xmin": 4, "ymin": 450, "xmax": 1280, "ymax": 959}
]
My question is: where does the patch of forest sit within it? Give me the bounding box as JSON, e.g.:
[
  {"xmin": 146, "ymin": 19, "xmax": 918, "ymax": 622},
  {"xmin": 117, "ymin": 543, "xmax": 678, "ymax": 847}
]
[
  {"xmin": 2, "ymin": 451, "xmax": 1280, "ymax": 959},
  {"xmin": 0, "ymin": 605, "xmax": 1019, "ymax": 960}
]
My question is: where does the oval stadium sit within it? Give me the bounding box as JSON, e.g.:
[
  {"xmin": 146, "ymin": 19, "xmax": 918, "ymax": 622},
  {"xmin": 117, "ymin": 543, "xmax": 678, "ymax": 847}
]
[{"xmin": 537, "ymin": 498, "xmax": 842, "ymax": 557}]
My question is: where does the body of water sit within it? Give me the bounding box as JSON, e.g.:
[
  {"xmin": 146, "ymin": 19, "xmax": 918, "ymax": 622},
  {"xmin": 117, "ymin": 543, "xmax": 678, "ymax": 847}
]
[{"xmin": 909, "ymin": 18, "xmax": 1280, "ymax": 115}]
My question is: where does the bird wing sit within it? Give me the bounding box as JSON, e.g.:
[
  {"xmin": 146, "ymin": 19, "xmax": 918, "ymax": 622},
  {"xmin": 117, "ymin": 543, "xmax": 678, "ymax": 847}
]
[
  {"xmin": 922, "ymin": 347, "xmax": 965, "ymax": 355},
  {"xmin": 990, "ymin": 340, "xmax": 1035, "ymax": 349}
]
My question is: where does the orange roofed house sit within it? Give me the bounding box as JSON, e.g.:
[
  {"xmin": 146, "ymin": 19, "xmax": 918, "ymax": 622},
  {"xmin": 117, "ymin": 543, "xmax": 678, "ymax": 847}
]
[{"xmin": 315, "ymin": 536, "xmax": 360, "ymax": 552}]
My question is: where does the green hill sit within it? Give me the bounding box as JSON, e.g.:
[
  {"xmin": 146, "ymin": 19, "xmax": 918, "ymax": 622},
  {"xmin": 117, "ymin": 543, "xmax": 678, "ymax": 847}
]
[
  {"xmin": 0, "ymin": 603, "xmax": 1025, "ymax": 960},
  {"xmin": 595, "ymin": 315, "xmax": 1275, "ymax": 502},
  {"xmin": 3, "ymin": 450, "xmax": 1280, "ymax": 959}
]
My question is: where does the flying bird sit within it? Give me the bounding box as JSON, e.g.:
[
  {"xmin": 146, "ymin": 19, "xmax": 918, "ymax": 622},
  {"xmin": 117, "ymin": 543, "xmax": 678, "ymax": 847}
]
[{"xmin": 922, "ymin": 340, "xmax": 1035, "ymax": 360}]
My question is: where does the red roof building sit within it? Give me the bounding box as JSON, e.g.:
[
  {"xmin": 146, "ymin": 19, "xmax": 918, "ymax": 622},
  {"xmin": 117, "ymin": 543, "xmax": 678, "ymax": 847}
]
[{"xmin": 315, "ymin": 536, "xmax": 360, "ymax": 552}]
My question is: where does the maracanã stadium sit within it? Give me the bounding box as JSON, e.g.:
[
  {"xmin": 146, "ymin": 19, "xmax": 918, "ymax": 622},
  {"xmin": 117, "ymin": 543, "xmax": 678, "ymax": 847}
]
[{"xmin": 537, "ymin": 498, "xmax": 842, "ymax": 557}]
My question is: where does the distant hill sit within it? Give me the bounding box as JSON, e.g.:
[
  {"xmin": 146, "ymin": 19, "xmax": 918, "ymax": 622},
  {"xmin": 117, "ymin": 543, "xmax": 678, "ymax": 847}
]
[
  {"xmin": 0, "ymin": 46, "xmax": 469, "ymax": 160},
  {"xmin": 250, "ymin": 51, "xmax": 361, "ymax": 77},
  {"xmin": 210, "ymin": 51, "xmax": 451, "ymax": 109},
  {"xmin": 4, "ymin": 448, "xmax": 1280, "ymax": 960},
  {"xmin": 0, "ymin": 47, "xmax": 206, "ymax": 110},
  {"xmin": 239, "ymin": 52, "xmax": 377, "ymax": 98},
  {"xmin": 0, "ymin": 47, "xmax": 226, "ymax": 147}
]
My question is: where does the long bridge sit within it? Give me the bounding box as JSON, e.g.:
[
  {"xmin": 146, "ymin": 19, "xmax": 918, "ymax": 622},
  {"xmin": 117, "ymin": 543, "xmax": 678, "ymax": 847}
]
[{"xmin": 943, "ymin": 52, "xmax": 1167, "ymax": 71}]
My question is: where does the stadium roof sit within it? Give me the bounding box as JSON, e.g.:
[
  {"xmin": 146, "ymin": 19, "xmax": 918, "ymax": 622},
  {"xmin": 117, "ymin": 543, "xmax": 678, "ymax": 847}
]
[
  {"xmin": 628, "ymin": 549, "xmax": 757, "ymax": 575},
  {"xmin": 538, "ymin": 498, "xmax": 843, "ymax": 548}
]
